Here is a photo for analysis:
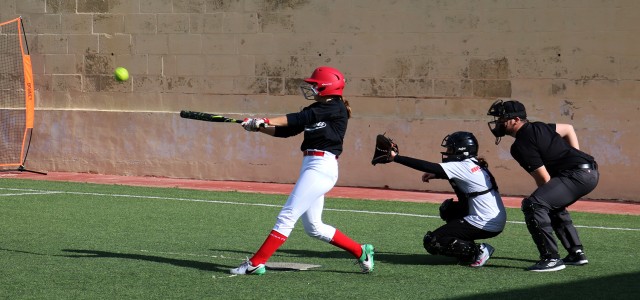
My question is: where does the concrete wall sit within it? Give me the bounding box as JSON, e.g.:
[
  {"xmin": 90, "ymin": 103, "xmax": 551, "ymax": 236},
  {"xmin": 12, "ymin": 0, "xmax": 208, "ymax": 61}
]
[{"xmin": 2, "ymin": 0, "xmax": 639, "ymax": 201}]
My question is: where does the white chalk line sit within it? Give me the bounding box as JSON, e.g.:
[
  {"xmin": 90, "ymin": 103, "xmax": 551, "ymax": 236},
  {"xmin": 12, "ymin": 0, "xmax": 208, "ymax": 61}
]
[{"xmin": 1, "ymin": 187, "xmax": 639, "ymax": 232}]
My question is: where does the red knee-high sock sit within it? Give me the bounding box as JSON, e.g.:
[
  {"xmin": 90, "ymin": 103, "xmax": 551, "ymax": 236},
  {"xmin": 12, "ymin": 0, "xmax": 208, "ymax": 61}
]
[
  {"xmin": 250, "ymin": 230, "xmax": 287, "ymax": 265},
  {"xmin": 330, "ymin": 229, "xmax": 363, "ymax": 258}
]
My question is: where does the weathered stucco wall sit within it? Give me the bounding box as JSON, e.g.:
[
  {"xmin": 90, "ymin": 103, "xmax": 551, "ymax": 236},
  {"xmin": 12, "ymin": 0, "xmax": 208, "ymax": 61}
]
[{"xmin": 2, "ymin": 0, "xmax": 639, "ymax": 201}]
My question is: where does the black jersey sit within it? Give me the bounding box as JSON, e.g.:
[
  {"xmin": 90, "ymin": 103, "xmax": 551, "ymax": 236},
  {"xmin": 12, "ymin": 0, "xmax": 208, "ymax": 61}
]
[
  {"xmin": 273, "ymin": 99, "xmax": 348, "ymax": 156},
  {"xmin": 511, "ymin": 122, "xmax": 595, "ymax": 177}
]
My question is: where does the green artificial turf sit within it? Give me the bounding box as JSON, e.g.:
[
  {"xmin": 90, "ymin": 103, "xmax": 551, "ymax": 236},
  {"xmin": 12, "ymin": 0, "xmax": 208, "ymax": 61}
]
[{"xmin": 1, "ymin": 179, "xmax": 638, "ymax": 299}]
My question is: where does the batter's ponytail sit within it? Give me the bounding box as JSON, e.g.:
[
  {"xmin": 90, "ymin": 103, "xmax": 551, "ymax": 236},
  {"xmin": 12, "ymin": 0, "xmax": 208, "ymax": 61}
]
[
  {"xmin": 477, "ymin": 157, "xmax": 489, "ymax": 168},
  {"xmin": 343, "ymin": 99, "xmax": 352, "ymax": 119}
]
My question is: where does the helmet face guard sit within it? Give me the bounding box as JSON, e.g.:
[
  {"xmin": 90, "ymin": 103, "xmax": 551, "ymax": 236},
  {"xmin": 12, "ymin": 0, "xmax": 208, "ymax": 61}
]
[
  {"xmin": 300, "ymin": 84, "xmax": 319, "ymax": 100},
  {"xmin": 440, "ymin": 132, "xmax": 478, "ymax": 163}
]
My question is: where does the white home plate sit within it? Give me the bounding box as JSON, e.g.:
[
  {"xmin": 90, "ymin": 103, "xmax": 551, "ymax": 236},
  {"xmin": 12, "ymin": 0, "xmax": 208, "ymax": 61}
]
[{"xmin": 265, "ymin": 262, "xmax": 321, "ymax": 271}]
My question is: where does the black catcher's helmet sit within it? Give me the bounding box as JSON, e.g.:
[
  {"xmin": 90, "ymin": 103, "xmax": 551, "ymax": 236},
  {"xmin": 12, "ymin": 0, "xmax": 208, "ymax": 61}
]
[{"xmin": 441, "ymin": 131, "xmax": 479, "ymax": 162}]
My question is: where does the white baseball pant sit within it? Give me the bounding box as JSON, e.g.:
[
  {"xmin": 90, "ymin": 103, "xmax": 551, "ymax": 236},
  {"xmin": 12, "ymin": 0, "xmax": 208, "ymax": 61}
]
[{"xmin": 272, "ymin": 152, "xmax": 338, "ymax": 242}]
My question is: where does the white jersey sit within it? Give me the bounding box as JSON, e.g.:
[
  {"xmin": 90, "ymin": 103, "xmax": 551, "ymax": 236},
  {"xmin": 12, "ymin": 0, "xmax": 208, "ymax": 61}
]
[{"xmin": 440, "ymin": 159, "xmax": 507, "ymax": 232}]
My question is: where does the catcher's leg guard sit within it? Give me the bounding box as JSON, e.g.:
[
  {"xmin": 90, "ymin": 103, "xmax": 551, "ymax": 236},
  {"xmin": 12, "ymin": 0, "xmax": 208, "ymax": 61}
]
[
  {"xmin": 550, "ymin": 209, "xmax": 583, "ymax": 253},
  {"xmin": 522, "ymin": 197, "xmax": 560, "ymax": 259},
  {"xmin": 423, "ymin": 232, "xmax": 478, "ymax": 263}
]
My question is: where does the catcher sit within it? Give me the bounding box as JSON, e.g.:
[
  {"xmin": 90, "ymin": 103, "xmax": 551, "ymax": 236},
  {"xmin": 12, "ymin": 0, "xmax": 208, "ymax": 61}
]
[{"xmin": 372, "ymin": 132, "xmax": 507, "ymax": 267}]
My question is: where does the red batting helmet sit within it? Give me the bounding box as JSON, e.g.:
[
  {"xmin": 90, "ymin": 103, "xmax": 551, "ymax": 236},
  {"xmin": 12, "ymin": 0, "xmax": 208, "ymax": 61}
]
[{"xmin": 301, "ymin": 66, "xmax": 345, "ymax": 99}]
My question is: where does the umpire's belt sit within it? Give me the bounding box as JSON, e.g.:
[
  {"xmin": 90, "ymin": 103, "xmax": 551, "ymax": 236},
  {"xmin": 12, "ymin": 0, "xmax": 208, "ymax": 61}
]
[
  {"xmin": 576, "ymin": 163, "xmax": 597, "ymax": 170},
  {"xmin": 303, "ymin": 150, "xmax": 338, "ymax": 160}
]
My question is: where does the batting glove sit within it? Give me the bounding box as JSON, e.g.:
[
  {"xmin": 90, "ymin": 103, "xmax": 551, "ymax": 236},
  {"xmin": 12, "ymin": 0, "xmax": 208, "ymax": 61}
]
[{"xmin": 241, "ymin": 118, "xmax": 269, "ymax": 132}]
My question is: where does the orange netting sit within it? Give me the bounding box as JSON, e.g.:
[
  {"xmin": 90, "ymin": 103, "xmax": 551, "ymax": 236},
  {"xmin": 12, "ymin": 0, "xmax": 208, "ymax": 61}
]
[{"xmin": 0, "ymin": 17, "xmax": 34, "ymax": 168}]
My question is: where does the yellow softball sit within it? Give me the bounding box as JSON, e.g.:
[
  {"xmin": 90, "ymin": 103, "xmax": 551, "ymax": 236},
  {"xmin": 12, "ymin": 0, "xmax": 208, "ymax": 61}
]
[{"xmin": 114, "ymin": 67, "xmax": 129, "ymax": 81}]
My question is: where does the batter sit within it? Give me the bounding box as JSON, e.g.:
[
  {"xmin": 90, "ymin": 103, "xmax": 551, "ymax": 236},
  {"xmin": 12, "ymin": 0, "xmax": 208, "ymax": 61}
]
[{"xmin": 231, "ymin": 66, "xmax": 374, "ymax": 275}]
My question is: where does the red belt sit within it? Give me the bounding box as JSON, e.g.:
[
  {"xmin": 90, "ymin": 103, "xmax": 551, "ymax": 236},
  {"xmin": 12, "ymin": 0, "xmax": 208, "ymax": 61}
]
[{"xmin": 303, "ymin": 150, "xmax": 338, "ymax": 159}]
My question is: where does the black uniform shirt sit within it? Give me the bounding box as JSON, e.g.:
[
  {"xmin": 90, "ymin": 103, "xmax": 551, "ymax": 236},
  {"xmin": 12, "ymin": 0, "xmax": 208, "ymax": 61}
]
[
  {"xmin": 511, "ymin": 122, "xmax": 595, "ymax": 177},
  {"xmin": 273, "ymin": 99, "xmax": 348, "ymax": 156}
]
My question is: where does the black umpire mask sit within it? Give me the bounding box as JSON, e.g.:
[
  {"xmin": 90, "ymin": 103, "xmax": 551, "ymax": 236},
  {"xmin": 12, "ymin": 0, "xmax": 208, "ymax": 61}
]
[
  {"xmin": 487, "ymin": 119, "xmax": 506, "ymax": 145},
  {"xmin": 486, "ymin": 99, "xmax": 526, "ymax": 145},
  {"xmin": 488, "ymin": 119, "xmax": 507, "ymax": 138}
]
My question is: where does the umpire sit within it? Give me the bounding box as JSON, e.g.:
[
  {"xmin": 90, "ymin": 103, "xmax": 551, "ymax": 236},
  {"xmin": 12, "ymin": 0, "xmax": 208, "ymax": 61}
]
[{"xmin": 486, "ymin": 100, "xmax": 599, "ymax": 272}]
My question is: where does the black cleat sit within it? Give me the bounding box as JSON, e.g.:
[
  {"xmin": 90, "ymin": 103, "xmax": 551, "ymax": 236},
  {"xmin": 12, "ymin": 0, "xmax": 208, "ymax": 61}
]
[
  {"xmin": 563, "ymin": 250, "xmax": 588, "ymax": 266},
  {"xmin": 527, "ymin": 258, "xmax": 566, "ymax": 272}
]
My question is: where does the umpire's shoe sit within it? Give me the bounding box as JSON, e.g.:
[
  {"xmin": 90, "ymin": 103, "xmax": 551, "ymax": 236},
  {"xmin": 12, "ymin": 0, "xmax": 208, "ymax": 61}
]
[
  {"xmin": 527, "ymin": 258, "xmax": 566, "ymax": 272},
  {"xmin": 562, "ymin": 249, "xmax": 588, "ymax": 266}
]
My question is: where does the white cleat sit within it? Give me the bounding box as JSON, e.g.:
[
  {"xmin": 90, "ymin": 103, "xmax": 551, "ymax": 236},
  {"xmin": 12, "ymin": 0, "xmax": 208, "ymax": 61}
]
[
  {"xmin": 230, "ymin": 259, "xmax": 266, "ymax": 275},
  {"xmin": 470, "ymin": 243, "xmax": 495, "ymax": 267},
  {"xmin": 358, "ymin": 244, "xmax": 375, "ymax": 273}
]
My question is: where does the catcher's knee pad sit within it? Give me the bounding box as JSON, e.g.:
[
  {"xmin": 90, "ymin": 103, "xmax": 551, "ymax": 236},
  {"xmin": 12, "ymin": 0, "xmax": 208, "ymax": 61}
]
[
  {"xmin": 423, "ymin": 232, "xmax": 440, "ymax": 255},
  {"xmin": 521, "ymin": 197, "xmax": 553, "ymax": 253},
  {"xmin": 521, "ymin": 197, "xmax": 551, "ymax": 227},
  {"xmin": 522, "ymin": 197, "xmax": 540, "ymax": 230},
  {"xmin": 521, "ymin": 197, "xmax": 535, "ymax": 214}
]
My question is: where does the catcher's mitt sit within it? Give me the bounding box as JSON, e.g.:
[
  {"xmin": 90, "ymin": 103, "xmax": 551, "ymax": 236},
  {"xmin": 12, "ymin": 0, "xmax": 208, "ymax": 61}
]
[
  {"xmin": 371, "ymin": 133, "xmax": 399, "ymax": 165},
  {"xmin": 439, "ymin": 198, "xmax": 468, "ymax": 222}
]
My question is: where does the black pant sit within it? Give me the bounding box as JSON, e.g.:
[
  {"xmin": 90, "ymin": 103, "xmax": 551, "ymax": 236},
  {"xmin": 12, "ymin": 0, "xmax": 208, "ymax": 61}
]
[
  {"xmin": 431, "ymin": 219, "xmax": 500, "ymax": 242},
  {"xmin": 523, "ymin": 168, "xmax": 599, "ymax": 259}
]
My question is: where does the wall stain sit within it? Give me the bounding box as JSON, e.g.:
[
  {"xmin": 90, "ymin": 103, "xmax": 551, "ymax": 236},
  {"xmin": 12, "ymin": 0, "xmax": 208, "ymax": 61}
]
[
  {"xmin": 390, "ymin": 57, "xmax": 412, "ymax": 78},
  {"xmin": 257, "ymin": 62, "xmax": 286, "ymax": 77},
  {"xmin": 285, "ymin": 77, "xmax": 304, "ymax": 95},
  {"xmin": 574, "ymin": 74, "xmax": 611, "ymax": 84},
  {"xmin": 208, "ymin": 0, "xmax": 242, "ymax": 11},
  {"xmin": 78, "ymin": 0, "xmax": 109, "ymax": 13},
  {"xmin": 469, "ymin": 57, "xmax": 509, "ymax": 79},
  {"xmin": 263, "ymin": 0, "xmax": 310, "ymax": 11},
  {"xmin": 84, "ymin": 54, "xmax": 112, "ymax": 75},
  {"xmin": 560, "ymin": 99, "xmax": 578, "ymax": 120},
  {"xmin": 551, "ymin": 82, "xmax": 566, "ymax": 95},
  {"xmin": 48, "ymin": 0, "xmax": 77, "ymax": 13},
  {"xmin": 258, "ymin": 12, "xmax": 294, "ymax": 31}
]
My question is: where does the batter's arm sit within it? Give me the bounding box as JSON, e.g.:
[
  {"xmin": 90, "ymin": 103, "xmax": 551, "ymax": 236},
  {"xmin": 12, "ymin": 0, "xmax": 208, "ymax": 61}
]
[
  {"xmin": 266, "ymin": 115, "xmax": 288, "ymax": 126},
  {"xmin": 556, "ymin": 123, "xmax": 580, "ymax": 150},
  {"xmin": 529, "ymin": 166, "xmax": 551, "ymax": 187},
  {"xmin": 256, "ymin": 116, "xmax": 287, "ymax": 136}
]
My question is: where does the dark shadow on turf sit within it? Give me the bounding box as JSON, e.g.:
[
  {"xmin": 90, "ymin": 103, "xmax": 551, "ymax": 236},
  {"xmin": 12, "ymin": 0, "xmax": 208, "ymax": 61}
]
[
  {"xmin": 376, "ymin": 251, "xmax": 454, "ymax": 265},
  {"xmin": 61, "ymin": 249, "xmax": 230, "ymax": 272},
  {"xmin": 491, "ymin": 256, "xmax": 538, "ymax": 263},
  {"xmin": 450, "ymin": 271, "xmax": 640, "ymax": 300},
  {"xmin": 371, "ymin": 251, "xmax": 529, "ymax": 270},
  {"xmin": 0, "ymin": 247, "xmax": 49, "ymax": 256}
]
